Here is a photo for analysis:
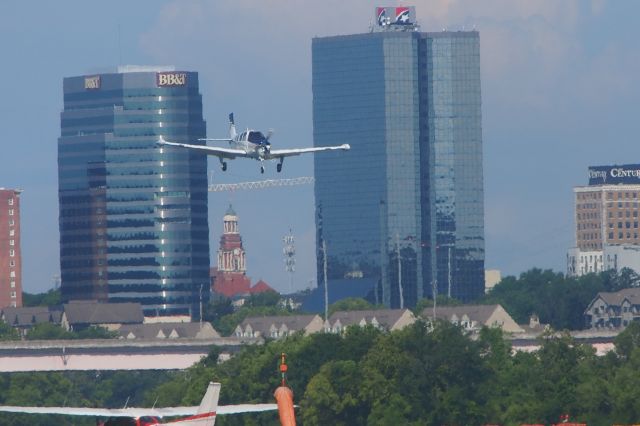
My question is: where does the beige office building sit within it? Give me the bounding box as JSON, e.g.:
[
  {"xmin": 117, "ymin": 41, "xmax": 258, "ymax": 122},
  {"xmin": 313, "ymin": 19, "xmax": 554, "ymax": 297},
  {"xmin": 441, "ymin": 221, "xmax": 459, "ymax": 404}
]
[{"xmin": 568, "ymin": 165, "xmax": 640, "ymax": 276}]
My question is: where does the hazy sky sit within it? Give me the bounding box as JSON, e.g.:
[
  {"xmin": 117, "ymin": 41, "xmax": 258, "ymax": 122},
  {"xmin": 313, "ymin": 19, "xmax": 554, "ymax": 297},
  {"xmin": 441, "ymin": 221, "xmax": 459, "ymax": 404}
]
[{"xmin": 0, "ymin": 1, "xmax": 638, "ymax": 294}]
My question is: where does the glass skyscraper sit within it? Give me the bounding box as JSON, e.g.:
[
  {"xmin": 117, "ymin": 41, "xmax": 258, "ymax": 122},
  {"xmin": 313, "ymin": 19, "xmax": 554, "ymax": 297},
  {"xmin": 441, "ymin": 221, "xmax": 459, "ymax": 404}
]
[
  {"xmin": 58, "ymin": 66, "xmax": 210, "ymax": 318},
  {"xmin": 313, "ymin": 26, "xmax": 484, "ymax": 307}
]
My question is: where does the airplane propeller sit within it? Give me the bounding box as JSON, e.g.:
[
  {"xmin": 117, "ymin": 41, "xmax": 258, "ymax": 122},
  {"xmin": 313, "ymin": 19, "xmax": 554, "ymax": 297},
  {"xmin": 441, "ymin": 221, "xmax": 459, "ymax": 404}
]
[
  {"xmin": 266, "ymin": 129, "xmax": 274, "ymax": 141},
  {"xmin": 259, "ymin": 143, "xmax": 271, "ymax": 157}
]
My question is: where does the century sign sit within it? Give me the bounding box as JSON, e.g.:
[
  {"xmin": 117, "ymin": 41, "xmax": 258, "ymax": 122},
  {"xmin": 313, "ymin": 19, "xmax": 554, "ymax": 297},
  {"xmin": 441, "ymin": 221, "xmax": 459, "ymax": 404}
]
[
  {"xmin": 84, "ymin": 75, "xmax": 101, "ymax": 90},
  {"xmin": 588, "ymin": 164, "xmax": 640, "ymax": 185},
  {"xmin": 157, "ymin": 72, "xmax": 187, "ymax": 87}
]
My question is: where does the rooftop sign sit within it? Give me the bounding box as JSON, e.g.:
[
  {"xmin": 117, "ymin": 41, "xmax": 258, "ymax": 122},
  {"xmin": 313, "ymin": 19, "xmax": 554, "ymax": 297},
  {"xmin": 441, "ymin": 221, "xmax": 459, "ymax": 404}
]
[
  {"xmin": 588, "ymin": 165, "xmax": 640, "ymax": 185},
  {"xmin": 84, "ymin": 75, "xmax": 101, "ymax": 90},
  {"xmin": 374, "ymin": 6, "xmax": 417, "ymax": 30},
  {"xmin": 156, "ymin": 72, "xmax": 187, "ymax": 87}
]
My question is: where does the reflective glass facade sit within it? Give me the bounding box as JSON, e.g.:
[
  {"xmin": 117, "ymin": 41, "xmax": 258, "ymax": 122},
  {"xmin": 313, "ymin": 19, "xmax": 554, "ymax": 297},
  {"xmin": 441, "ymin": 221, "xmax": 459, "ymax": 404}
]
[
  {"xmin": 313, "ymin": 31, "xmax": 484, "ymax": 307},
  {"xmin": 59, "ymin": 69, "xmax": 210, "ymax": 318}
]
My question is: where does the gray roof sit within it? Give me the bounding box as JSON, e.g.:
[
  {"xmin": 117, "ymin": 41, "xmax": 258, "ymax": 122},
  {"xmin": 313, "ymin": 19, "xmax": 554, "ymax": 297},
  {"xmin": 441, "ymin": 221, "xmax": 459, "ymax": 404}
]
[
  {"xmin": 1, "ymin": 307, "xmax": 63, "ymax": 327},
  {"xmin": 595, "ymin": 288, "xmax": 640, "ymax": 306},
  {"xmin": 329, "ymin": 309, "xmax": 409, "ymax": 329},
  {"xmin": 117, "ymin": 322, "xmax": 220, "ymax": 340},
  {"xmin": 240, "ymin": 315, "xmax": 318, "ymax": 335},
  {"xmin": 63, "ymin": 301, "xmax": 144, "ymax": 326},
  {"xmin": 422, "ymin": 304, "xmax": 501, "ymax": 324}
]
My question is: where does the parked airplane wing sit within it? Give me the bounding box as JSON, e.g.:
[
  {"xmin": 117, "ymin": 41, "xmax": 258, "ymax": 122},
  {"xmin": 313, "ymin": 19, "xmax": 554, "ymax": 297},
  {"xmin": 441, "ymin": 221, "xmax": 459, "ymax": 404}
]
[
  {"xmin": 0, "ymin": 404, "xmax": 279, "ymax": 416},
  {"xmin": 0, "ymin": 405, "xmax": 182, "ymax": 417},
  {"xmin": 0, "ymin": 381, "xmax": 277, "ymax": 419},
  {"xmin": 158, "ymin": 138, "xmax": 245, "ymax": 159},
  {"xmin": 267, "ymin": 144, "xmax": 350, "ymax": 159},
  {"xmin": 217, "ymin": 404, "xmax": 279, "ymax": 414}
]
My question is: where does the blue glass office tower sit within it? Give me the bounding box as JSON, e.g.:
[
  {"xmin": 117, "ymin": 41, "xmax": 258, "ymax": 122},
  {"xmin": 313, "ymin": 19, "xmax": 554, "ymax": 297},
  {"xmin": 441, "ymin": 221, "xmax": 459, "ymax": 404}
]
[
  {"xmin": 58, "ymin": 67, "xmax": 210, "ymax": 318},
  {"xmin": 313, "ymin": 26, "xmax": 484, "ymax": 306}
]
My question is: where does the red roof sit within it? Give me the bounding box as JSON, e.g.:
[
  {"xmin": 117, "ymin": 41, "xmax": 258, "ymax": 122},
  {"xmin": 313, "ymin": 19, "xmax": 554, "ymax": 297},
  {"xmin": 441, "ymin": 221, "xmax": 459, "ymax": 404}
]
[
  {"xmin": 250, "ymin": 279, "xmax": 275, "ymax": 294},
  {"xmin": 212, "ymin": 273, "xmax": 251, "ymax": 298}
]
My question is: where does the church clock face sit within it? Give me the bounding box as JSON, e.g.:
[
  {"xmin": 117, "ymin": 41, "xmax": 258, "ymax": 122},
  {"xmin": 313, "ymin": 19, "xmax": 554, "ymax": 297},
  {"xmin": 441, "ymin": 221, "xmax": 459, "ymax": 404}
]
[{"xmin": 233, "ymin": 248, "xmax": 240, "ymax": 255}]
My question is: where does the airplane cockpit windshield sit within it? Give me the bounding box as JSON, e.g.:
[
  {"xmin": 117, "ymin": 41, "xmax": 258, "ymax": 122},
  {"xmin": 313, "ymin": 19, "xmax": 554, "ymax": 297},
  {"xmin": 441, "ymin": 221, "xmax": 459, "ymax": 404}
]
[{"xmin": 248, "ymin": 131, "xmax": 266, "ymax": 144}]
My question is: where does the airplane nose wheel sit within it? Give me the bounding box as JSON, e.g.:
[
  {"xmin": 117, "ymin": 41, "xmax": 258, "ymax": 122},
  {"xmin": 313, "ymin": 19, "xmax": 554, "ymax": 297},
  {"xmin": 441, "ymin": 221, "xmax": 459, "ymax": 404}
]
[{"xmin": 260, "ymin": 165, "xmax": 265, "ymax": 174}]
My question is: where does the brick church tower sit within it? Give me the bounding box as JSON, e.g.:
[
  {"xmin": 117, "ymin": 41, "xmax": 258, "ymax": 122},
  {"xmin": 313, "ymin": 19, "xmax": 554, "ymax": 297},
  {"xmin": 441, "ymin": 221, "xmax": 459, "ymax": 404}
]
[{"xmin": 211, "ymin": 206, "xmax": 275, "ymax": 298}]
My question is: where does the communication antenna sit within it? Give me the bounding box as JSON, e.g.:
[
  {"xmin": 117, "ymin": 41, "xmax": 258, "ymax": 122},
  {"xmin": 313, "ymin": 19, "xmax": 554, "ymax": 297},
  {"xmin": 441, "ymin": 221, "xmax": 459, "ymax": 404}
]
[
  {"xmin": 282, "ymin": 230, "xmax": 296, "ymax": 294},
  {"xmin": 117, "ymin": 24, "xmax": 122, "ymax": 66},
  {"xmin": 52, "ymin": 274, "xmax": 61, "ymax": 290}
]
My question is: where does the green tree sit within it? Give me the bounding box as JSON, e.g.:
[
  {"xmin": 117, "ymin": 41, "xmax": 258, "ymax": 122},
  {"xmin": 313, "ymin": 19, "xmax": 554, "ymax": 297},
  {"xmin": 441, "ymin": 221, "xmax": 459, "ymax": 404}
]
[
  {"xmin": 0, "ymin": 321, "xmax": 19, "ymax": 341},
  {"xmin": 25, "ymin": 323, "xmax": 73, "ymax": 340},
  {"xmin": 614, "ymin": 320, "xmax": 640, "ymax": 359},
  {"xmin": 483, "ymin": 268, "xmax": 611, "ymax": 330},
  {"xmin": 22, "ymin": 289, "xmax": 61, "ymax": 307},
  {"xmin": 245, "ymin": 291, "xmax": 281, "ymax": 308},
  {"xmin": 609, "ymin": 348, "xmax": 640, "ymax": 424},
  {"xmin": 75, "ymin": 326, "xmax": 118, "ymax": 339},
  {"xmin": 327, "ymin": 298, "xmax": 376, "ymax": 317},
  {"xmin": 412, "ymin": 295, "xmax": 462, "ymax": 316},
  {"xmin": 301, "ymin": 360, "xmax": 365, "ymax": 426},
  {"xmin": 203, "ymin": 298, "xmax": 234, "ymax": 324}
]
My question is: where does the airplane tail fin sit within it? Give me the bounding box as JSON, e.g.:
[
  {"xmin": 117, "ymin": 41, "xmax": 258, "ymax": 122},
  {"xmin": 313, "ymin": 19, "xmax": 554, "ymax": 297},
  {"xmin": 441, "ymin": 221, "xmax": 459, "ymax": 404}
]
[
  {"xmin": 228, "ymin": 113, "xmax": 237, "ymax": 140},
  {"xmin": 174, "ymin": 382, "xmax": 219, "ymax": 425}
]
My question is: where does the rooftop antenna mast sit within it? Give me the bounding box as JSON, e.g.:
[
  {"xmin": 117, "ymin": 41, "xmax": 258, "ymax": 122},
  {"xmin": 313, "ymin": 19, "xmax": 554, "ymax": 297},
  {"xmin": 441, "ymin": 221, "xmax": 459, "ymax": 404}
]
[{"xmin": 283, "ymin": 230, "xmax": 296, "ymax": 294}]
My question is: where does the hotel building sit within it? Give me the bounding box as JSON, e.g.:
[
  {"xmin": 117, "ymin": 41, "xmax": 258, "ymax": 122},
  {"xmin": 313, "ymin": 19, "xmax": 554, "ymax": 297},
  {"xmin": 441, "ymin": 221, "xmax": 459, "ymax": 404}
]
[{"xmin": 0, "ymin": 189, "xmax": 23, "ymax": 308}]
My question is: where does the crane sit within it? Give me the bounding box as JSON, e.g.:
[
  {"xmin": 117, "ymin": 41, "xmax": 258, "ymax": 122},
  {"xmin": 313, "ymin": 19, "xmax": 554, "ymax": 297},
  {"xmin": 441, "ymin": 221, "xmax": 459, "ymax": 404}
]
[{"xmin": 208, "ymin": 176, "xmax": 314, "ymax": 192}]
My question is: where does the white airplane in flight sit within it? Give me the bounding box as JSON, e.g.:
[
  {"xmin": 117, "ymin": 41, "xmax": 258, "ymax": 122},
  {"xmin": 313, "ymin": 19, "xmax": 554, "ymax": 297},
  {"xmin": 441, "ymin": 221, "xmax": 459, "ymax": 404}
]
[
  {"xmin": 0, "ymin": 381, "xmax": 278, "ymax": 426},
  {"xmin": 158, "ymin": 113, "xmax": 350, "ymax": 173}
]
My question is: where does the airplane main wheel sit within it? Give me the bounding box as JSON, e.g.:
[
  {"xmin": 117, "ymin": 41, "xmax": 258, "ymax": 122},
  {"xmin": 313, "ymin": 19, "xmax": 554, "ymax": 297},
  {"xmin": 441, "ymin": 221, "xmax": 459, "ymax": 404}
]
[
  {"xmin": 277, "ymin": 163, "xmax": 282, "ymax": 173},
  {"xmin": 222, "ymin": 162, "xmax": 227, "ymax": 171}
]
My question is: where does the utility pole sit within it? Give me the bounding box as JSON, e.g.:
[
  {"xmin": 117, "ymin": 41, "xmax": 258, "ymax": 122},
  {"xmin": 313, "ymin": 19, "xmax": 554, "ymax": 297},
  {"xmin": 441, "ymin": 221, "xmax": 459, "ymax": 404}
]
[
  {"xmin": 396, "ymin": 233, "xmax": 404, "ymax": 309},
  {"xmin": 447, "ymin": 246, "xmax": 452, "ymax": 298},
  {"xmin": 199, "ymin": 284, "xmax": 203, "ymax": 328},
  {"xmin": 322, "ymin": 240, "xmax": 329, "ymax": 322},
  {"xmin": 432, "ymin": 279, "xmax": 438, "ymax": 323}
]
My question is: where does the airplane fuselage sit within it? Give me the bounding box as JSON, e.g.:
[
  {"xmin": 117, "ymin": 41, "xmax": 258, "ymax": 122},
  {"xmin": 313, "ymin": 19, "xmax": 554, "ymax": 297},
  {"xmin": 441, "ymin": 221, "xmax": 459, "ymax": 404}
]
[{"xmin": 230, "ymin": 130, "xmax": 271, "ymax": 159}]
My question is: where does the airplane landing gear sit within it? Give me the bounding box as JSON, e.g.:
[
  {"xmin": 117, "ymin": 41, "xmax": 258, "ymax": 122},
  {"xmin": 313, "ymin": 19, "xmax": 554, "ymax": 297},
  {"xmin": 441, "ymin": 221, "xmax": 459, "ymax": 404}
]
[
  {"xmin": 277, "ymin": 163, "xmax": 282, "ymax": 173},
  {"xmin": 221, "ymin": 161, "xmax": 227, "ymax": 172},
  {"xmin": 260, "ymin": 165, "xmax": 265, "ymax": 174}
]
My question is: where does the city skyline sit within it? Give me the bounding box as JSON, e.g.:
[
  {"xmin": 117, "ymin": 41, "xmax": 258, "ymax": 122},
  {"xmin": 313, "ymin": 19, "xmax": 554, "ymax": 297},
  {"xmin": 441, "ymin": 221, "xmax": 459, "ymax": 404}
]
[{"xmin": 0, "ymin": 1, "xmax": 639, "ymax": 294}]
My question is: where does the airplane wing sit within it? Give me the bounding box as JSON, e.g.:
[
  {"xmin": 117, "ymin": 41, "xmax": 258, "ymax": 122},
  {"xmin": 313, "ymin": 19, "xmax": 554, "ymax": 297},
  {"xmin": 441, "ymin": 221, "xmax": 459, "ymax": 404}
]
[
  {"xmin": 199, "ymin": 138, "xmax": 233, "ymax": 142},
  {"xmin": 217, "ymin": 404, "xmax": 280, "ymax": 414},
  {"xmin": 0, "ymin": 404, "xmax": 278, "ymax": 417},
  {"xmin": 159, "ymin": 139, "xmax": 246, "ymax": 159},
  {"xmin": 266, "ymin": 144, "xmax": 350, "ymax": 159}
]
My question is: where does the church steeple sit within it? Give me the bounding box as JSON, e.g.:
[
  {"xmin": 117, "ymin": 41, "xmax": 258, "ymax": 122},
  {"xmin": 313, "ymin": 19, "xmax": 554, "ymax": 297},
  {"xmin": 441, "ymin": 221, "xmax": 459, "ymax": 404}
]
[{"xmin": 218, "ymin": 205, "xmax": 246, "ymax": 272}]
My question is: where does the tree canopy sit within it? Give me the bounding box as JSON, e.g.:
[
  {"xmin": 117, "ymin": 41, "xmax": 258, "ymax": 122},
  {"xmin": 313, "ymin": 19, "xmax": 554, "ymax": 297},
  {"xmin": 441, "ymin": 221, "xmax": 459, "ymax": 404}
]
[{"xmin": 482, "ymin": 268, "xmax": 637, "ymax": 330}]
